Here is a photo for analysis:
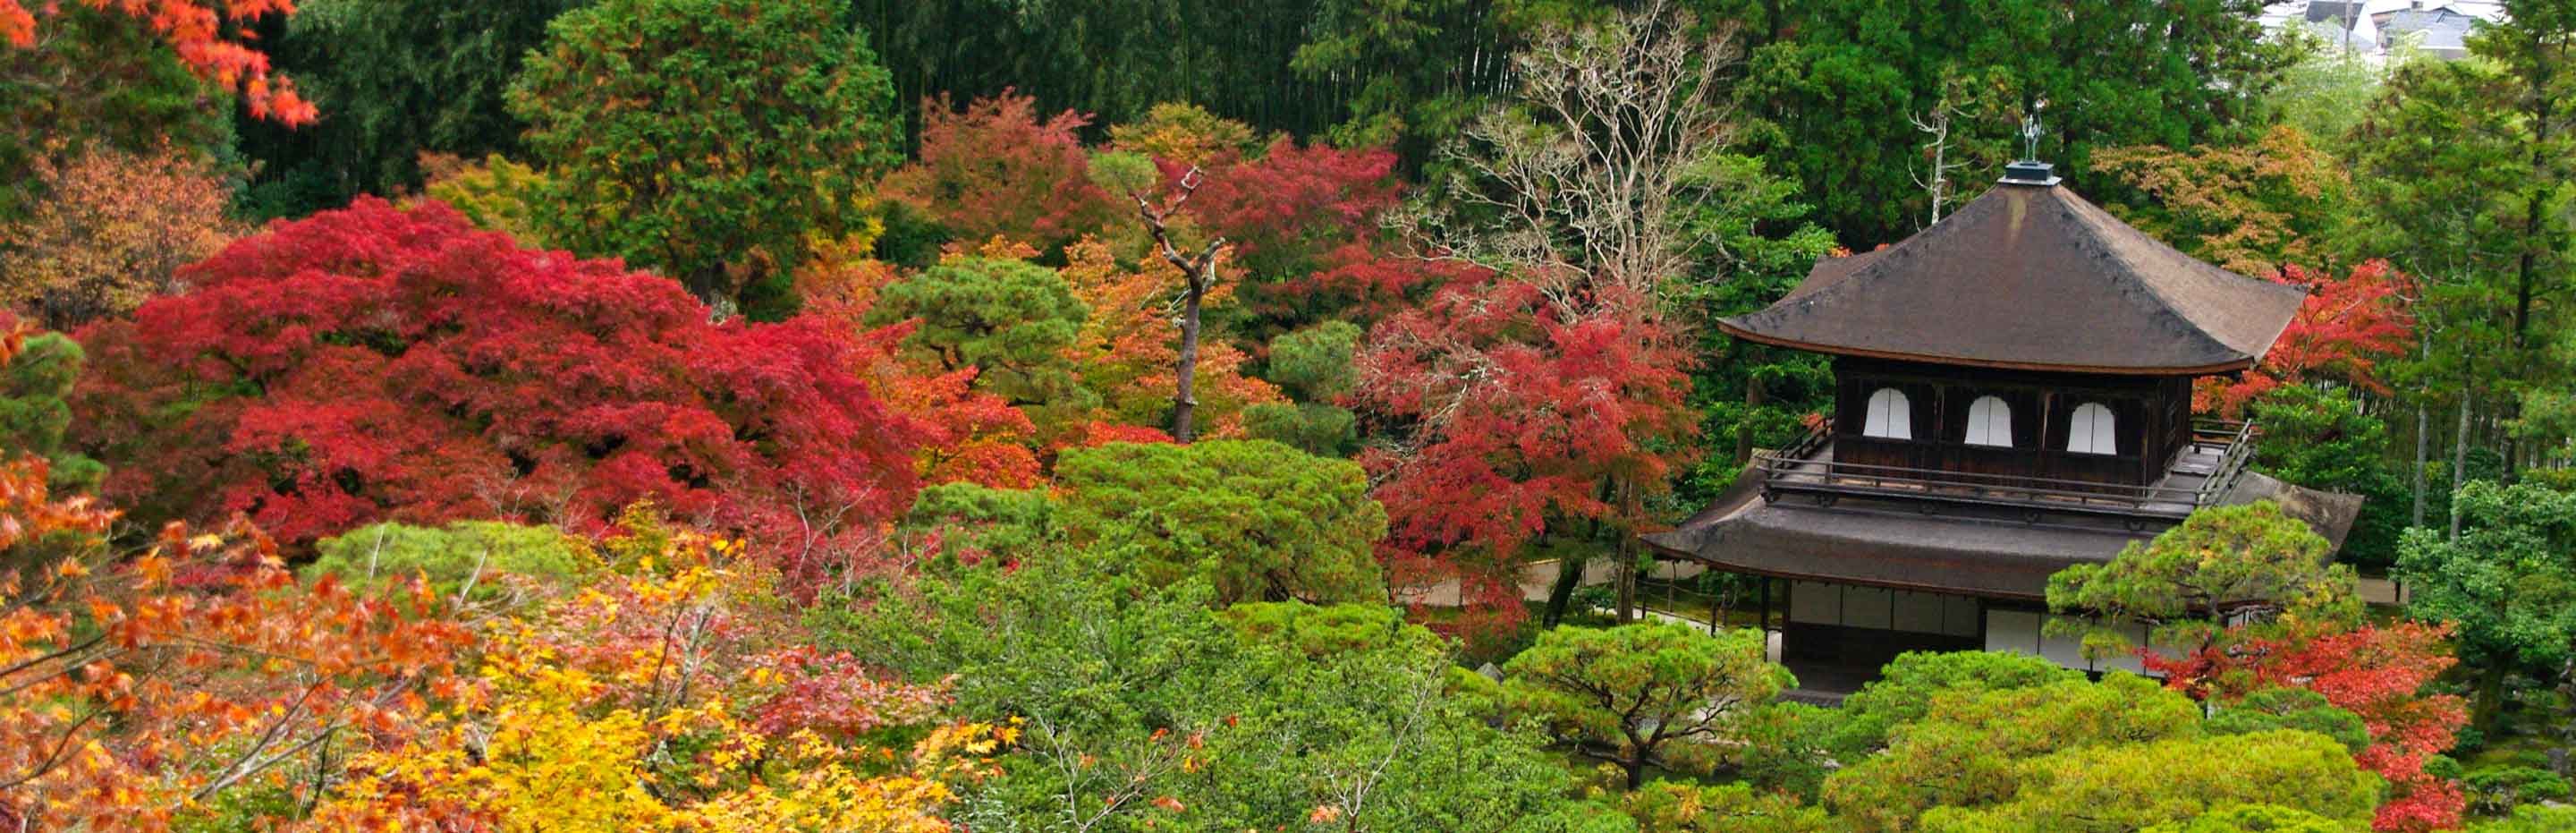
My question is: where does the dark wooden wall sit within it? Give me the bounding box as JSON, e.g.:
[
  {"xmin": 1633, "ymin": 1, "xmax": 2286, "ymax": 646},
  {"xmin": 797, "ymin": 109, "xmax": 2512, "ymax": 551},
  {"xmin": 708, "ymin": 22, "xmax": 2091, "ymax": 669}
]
[{"xmin": 1828, "ymin": 357, "xmax": 2197, "ymax": 487}]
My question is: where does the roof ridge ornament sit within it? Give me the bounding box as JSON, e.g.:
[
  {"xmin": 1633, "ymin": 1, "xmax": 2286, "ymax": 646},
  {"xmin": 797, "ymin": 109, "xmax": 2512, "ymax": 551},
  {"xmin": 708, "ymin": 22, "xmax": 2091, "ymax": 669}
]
[{"xmin": 2001, "ymin": 103, "xmax": 2061, "ymax": 186}]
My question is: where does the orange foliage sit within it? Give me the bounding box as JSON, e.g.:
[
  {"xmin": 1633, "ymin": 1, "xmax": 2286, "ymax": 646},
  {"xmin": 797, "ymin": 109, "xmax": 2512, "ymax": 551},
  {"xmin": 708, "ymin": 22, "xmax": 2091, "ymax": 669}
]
[
  {"xmin": 0, "ymin": 1, "xmax": 314, "ymax": 124},
  {"xmin": 1059, "ymin": 237, "xmax": 1282, "ymax": 437},
  {"xmin": 0, "ymin": 459, "xmax": 472, "ymax": 831},
  {"xmin": 800, "ymin": 237, "xmax": 1044, "ymax": 489},
  {"xmin": 0, "ymin": 144, "xmax": 239, "ymax": 328}
]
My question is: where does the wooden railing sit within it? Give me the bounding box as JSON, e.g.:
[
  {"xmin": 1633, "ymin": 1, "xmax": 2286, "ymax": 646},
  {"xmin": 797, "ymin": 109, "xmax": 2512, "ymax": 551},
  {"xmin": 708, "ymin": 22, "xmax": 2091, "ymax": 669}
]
[{"xmin": 1754, "ymin": 418, "xmax": 2258, "ymax": 524}]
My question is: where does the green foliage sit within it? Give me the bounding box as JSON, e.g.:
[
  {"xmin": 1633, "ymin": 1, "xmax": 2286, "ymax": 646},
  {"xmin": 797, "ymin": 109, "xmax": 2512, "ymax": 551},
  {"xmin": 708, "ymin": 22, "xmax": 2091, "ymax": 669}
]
[
  {"xmin": 1241, "ymin": 402, "xmax": 1360, "ymax": 457},
  {"xmin": 820, "ymin": 552, "xmax": 1590, "ymax": 831},
  {"xmin": 419, "ymin": 154, "xmax": 551, "ymax": 247},
  {"xmin": 2462, "ymin": 765, "xmax": 2572, "ymax": 816},
  {"xmin": 1267, "ymin": 319, "xmax": 1364, "ymax": 401},
  {"xmin": 2203, "ymin": 688, "xmax": 2369, "ymax": 754},
  {"xmin": 0, "ymin": 333, "xmax": 103, "ymax": 493},
  {"xmin": 2252, "ymin": 26, "xmax": 2381, "ymax": 154},
  {"xmin": 1725, "ymin": 701, "xmax": 1843, "ymax": 803},
  {"xmin": 1913, "ymin": 730, "xmax": 2379, "ymax": 832},
  {"xmin": 1742, "ymin": 0, "xmax": 2290, "ymax": 245},
  {"xmin": 2247, "ymin": 383, "xmax": 2410, "ymax": 568},
  {"xmin": 1669, "ymin": 153, "xmax": 1839, "ymax": 503},
  {"xmin": 1247, "ymin": 320, "xmax": 1367, "ymax": 455},
  {"xmin": 1083, "ymin": 150, "xmax": 1161, "ymax": 200},
  {"xmin": 1055, "ymin": 439, "xmax": 1387, "ymax": 605},
  {"xmin": 2394, "ymin": 480, "xmax": 2576, "ymax": 726},
  {"xmin": 867, "ymin": 255, "xmax": 1095, "ymax": 426},
  {"xmin": 1220, "ymin": 599, "xmax": 1417, "ymax": 658},
  {"xmin": 1830, "ymin": 650, "xmax": 2082, "ymax": 758},
  {"xmin": 2141, "ymin": 803, "xmax": 2365, "ymax": 833},
  {"xmin": 236, "ymin": 0, "xmax": 583, "ymax": 217},
  {"xmin": 1615, "ymin": 780, "xmax": 1833, "ymax": 833},
  {"xmin": 306, "ymin": 521, "xmax": 586, "ymax": 600},
  {"xmin": 2047, "ymin": 502, "xmax": 2360, "ymax": 658},
  {"xmin": 1823, "ymin": 673, "xmax": 2207, "ymax": 829},
  {"xmin": 0, "ymin": 5, "xmax": 231, "ymax": 221},
  {"xmin": 1503, "ymin": 622, "xmax": 1790, "ymax": 789},
  {"xmin": 1826, "ymin": 673, "xmax": 2377, "ymax": 832},
  {"xmin": 2467, "ymin": 803, "xmax": 2576, "ymax": 832},
  {"xmin": 508, "ymin": 0, "xmax": 900, "ymax": 315},
  {"xmin": 896, "ymin": 482, "xmax": 1061, "ymax": 566}
]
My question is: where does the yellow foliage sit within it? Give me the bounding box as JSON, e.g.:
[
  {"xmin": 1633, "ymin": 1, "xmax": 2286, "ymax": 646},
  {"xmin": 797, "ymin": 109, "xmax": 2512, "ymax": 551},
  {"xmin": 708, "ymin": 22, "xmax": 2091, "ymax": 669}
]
[{"xmin": 303, "ymin": 531, "xmax": 996, "ymax": 832}]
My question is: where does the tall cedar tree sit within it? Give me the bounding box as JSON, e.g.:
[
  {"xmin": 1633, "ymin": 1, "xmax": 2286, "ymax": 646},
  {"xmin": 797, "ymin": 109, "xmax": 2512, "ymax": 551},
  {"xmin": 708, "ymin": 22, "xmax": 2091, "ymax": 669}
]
[
  {"xmin": 508, "ymin": 0, "xmax": 900, "ymax": 318},
  {"xmin": 234, "ymin": 0, "xmax": 584, "ymax": 216},
  {"xmin": 1743, "ymin": 0, "xmax": 2285, "ymax": 246},
  {"xmin": 69, "ymin": 200, "xmax": 919, "ymax": 591}
]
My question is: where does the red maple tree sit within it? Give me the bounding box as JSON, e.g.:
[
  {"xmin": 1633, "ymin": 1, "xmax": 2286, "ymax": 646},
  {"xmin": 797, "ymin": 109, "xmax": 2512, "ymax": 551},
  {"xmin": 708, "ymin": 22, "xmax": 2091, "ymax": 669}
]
[
  {"xmin": 879, "ymin": 90, "xmax": 1123, "ymax": 252},
  {"xmin": 2199, "ymin": 259, "xmax": 2416, "ymax": 418},
  {"xmin": 1, "ymin": 0, "xmax": 315, "ymax": 124},
  {"xmin": 69, "ymin": 199, "xmax": 920, "ymax": 588},
  {"xmin": 1356, "ymin": 274, "xmax": 1698, "ymax": 634},
  {"xmin": 2146, "ymin": 621, "xmax": 2468, "ymax": 832}
]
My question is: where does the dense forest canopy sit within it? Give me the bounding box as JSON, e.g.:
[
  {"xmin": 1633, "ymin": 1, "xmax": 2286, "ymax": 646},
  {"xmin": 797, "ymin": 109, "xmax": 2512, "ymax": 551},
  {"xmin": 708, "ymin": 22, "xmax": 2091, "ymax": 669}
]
[{"xmin": 2, "ymin": 0, "xmax": 2575, "ymax": 830}]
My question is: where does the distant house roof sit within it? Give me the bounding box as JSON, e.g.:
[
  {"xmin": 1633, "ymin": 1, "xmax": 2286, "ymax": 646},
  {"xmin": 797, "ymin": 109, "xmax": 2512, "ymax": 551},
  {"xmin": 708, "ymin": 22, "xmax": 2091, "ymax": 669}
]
[
  {"xmin": 2300, "ymin": 18, "xmax": 2381, "ymax": 50},
  {"xmin": 1716, "ymin": 181, "xmax": 2308, "ymax": 375},
  {"xmin": 2379, "ymin": 6, "xmax": 2482, "ymax": 57},
  {"xmin": 2305, "ymin": 0, "xmax": 2367, "ymax": 26}
]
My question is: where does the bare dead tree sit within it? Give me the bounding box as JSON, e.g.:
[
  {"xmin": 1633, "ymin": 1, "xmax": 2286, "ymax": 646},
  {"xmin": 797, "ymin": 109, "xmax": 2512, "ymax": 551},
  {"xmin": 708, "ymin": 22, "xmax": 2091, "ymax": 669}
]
[
  {"xmin": 1911, "ymin": 92, "xmax": 1970, "ymax": 228},
  {"xmin": 1398, "ymin": 0, "xmax": 1744, "ymax": 312},
  {"xmin": 1127, "ymin": 166, "xmax": 1228, "ymax": 444}
]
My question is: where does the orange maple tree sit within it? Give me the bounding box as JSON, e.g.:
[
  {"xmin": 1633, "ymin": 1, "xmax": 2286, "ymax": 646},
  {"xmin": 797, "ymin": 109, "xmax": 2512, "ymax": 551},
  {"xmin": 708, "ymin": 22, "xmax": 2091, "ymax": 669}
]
[
  {"xmin": 1, "ymin": 0, "xmax": 315, "ymax": 124},
  {"xmin": 1059, "ymin": 237, "xmax": 1283, "ymax": 439},
  {"xmin": 0, "ymin": 462, "xmax": 472, "ymax": 831}
]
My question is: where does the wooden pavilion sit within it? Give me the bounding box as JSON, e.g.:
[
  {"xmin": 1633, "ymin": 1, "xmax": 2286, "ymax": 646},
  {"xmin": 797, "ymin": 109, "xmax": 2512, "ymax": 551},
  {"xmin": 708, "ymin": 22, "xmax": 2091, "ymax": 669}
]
[{"xmin": 1641, "ymin": 159, "xmax": 2362, "ymax": 698}]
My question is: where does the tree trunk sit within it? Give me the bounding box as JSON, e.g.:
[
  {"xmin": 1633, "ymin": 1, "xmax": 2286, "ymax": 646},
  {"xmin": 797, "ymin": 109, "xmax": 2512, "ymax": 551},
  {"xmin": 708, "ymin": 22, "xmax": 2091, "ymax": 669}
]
[
  {"xmin": 2413, "ymin": 342, "xmax": 2429, "ymax": 529},
  {"xmin": 1173, "ymin": 278, "xmax": 1204, "ymax": 443},
  {"xmin": 2451, "ymin": 390, "xmax": 2473, "ymax": 542},
  {"xmin": 2473, "ymin": 660, "xmax": 2511, "ymax": 734},
  {"xmin": 2414, "ymin": 399, "xmax": 2430, "ymax": 528},
  {"xmin": 1614, "ymin": 544, "xmax": 1637, "ymax": 624},
  {"xmin": 1734, "ymin": 374, "xmax": 1765, "ymax": 464},
  {"xmin": 1544, "ymin": 554, "xmax": 1584, "ymax": 626},
  {"xmin": 1623, "ymin": 754, "xmax": 1646, "ymax": 790}
]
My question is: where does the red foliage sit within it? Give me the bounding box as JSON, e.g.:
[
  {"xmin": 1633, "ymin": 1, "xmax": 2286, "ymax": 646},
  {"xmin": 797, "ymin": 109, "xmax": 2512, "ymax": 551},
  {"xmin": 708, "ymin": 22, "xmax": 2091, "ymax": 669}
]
[
  {"xmin": 1355, "ymin": 274, "xmax": 1698, "ymax": 631},
  {"xmin": 69, "ymin": 199, "xmax": 919, "ymax": 583},
  {"xmin": 881, "ymin": 90, "xmax": 1123, "ymax": 251},
  {"xmin": 2146, "ymin": 622, "xmax": 2468, "ymax": 832},
  {"xmin": 1061, "ymin": 420, "xmax": 1176, "ymax": 450},
  {"xmin": 1162, "ymin": 140, "xmax": 1427, "ymax": 323},
  {"xmin": 749, "ymin": 647, "xmax": 948, "ymax": 740},
  {"xmin": 2200, "ymin": 259, "xmax": 2415, "ymax": 418},
  {"xmin": 1, "ymin": 1, "xmax": 315, "ymax": 124},
  {"xmin": 1284, "ymin": 242, "xmax": 1480, "ymax": 326}
]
